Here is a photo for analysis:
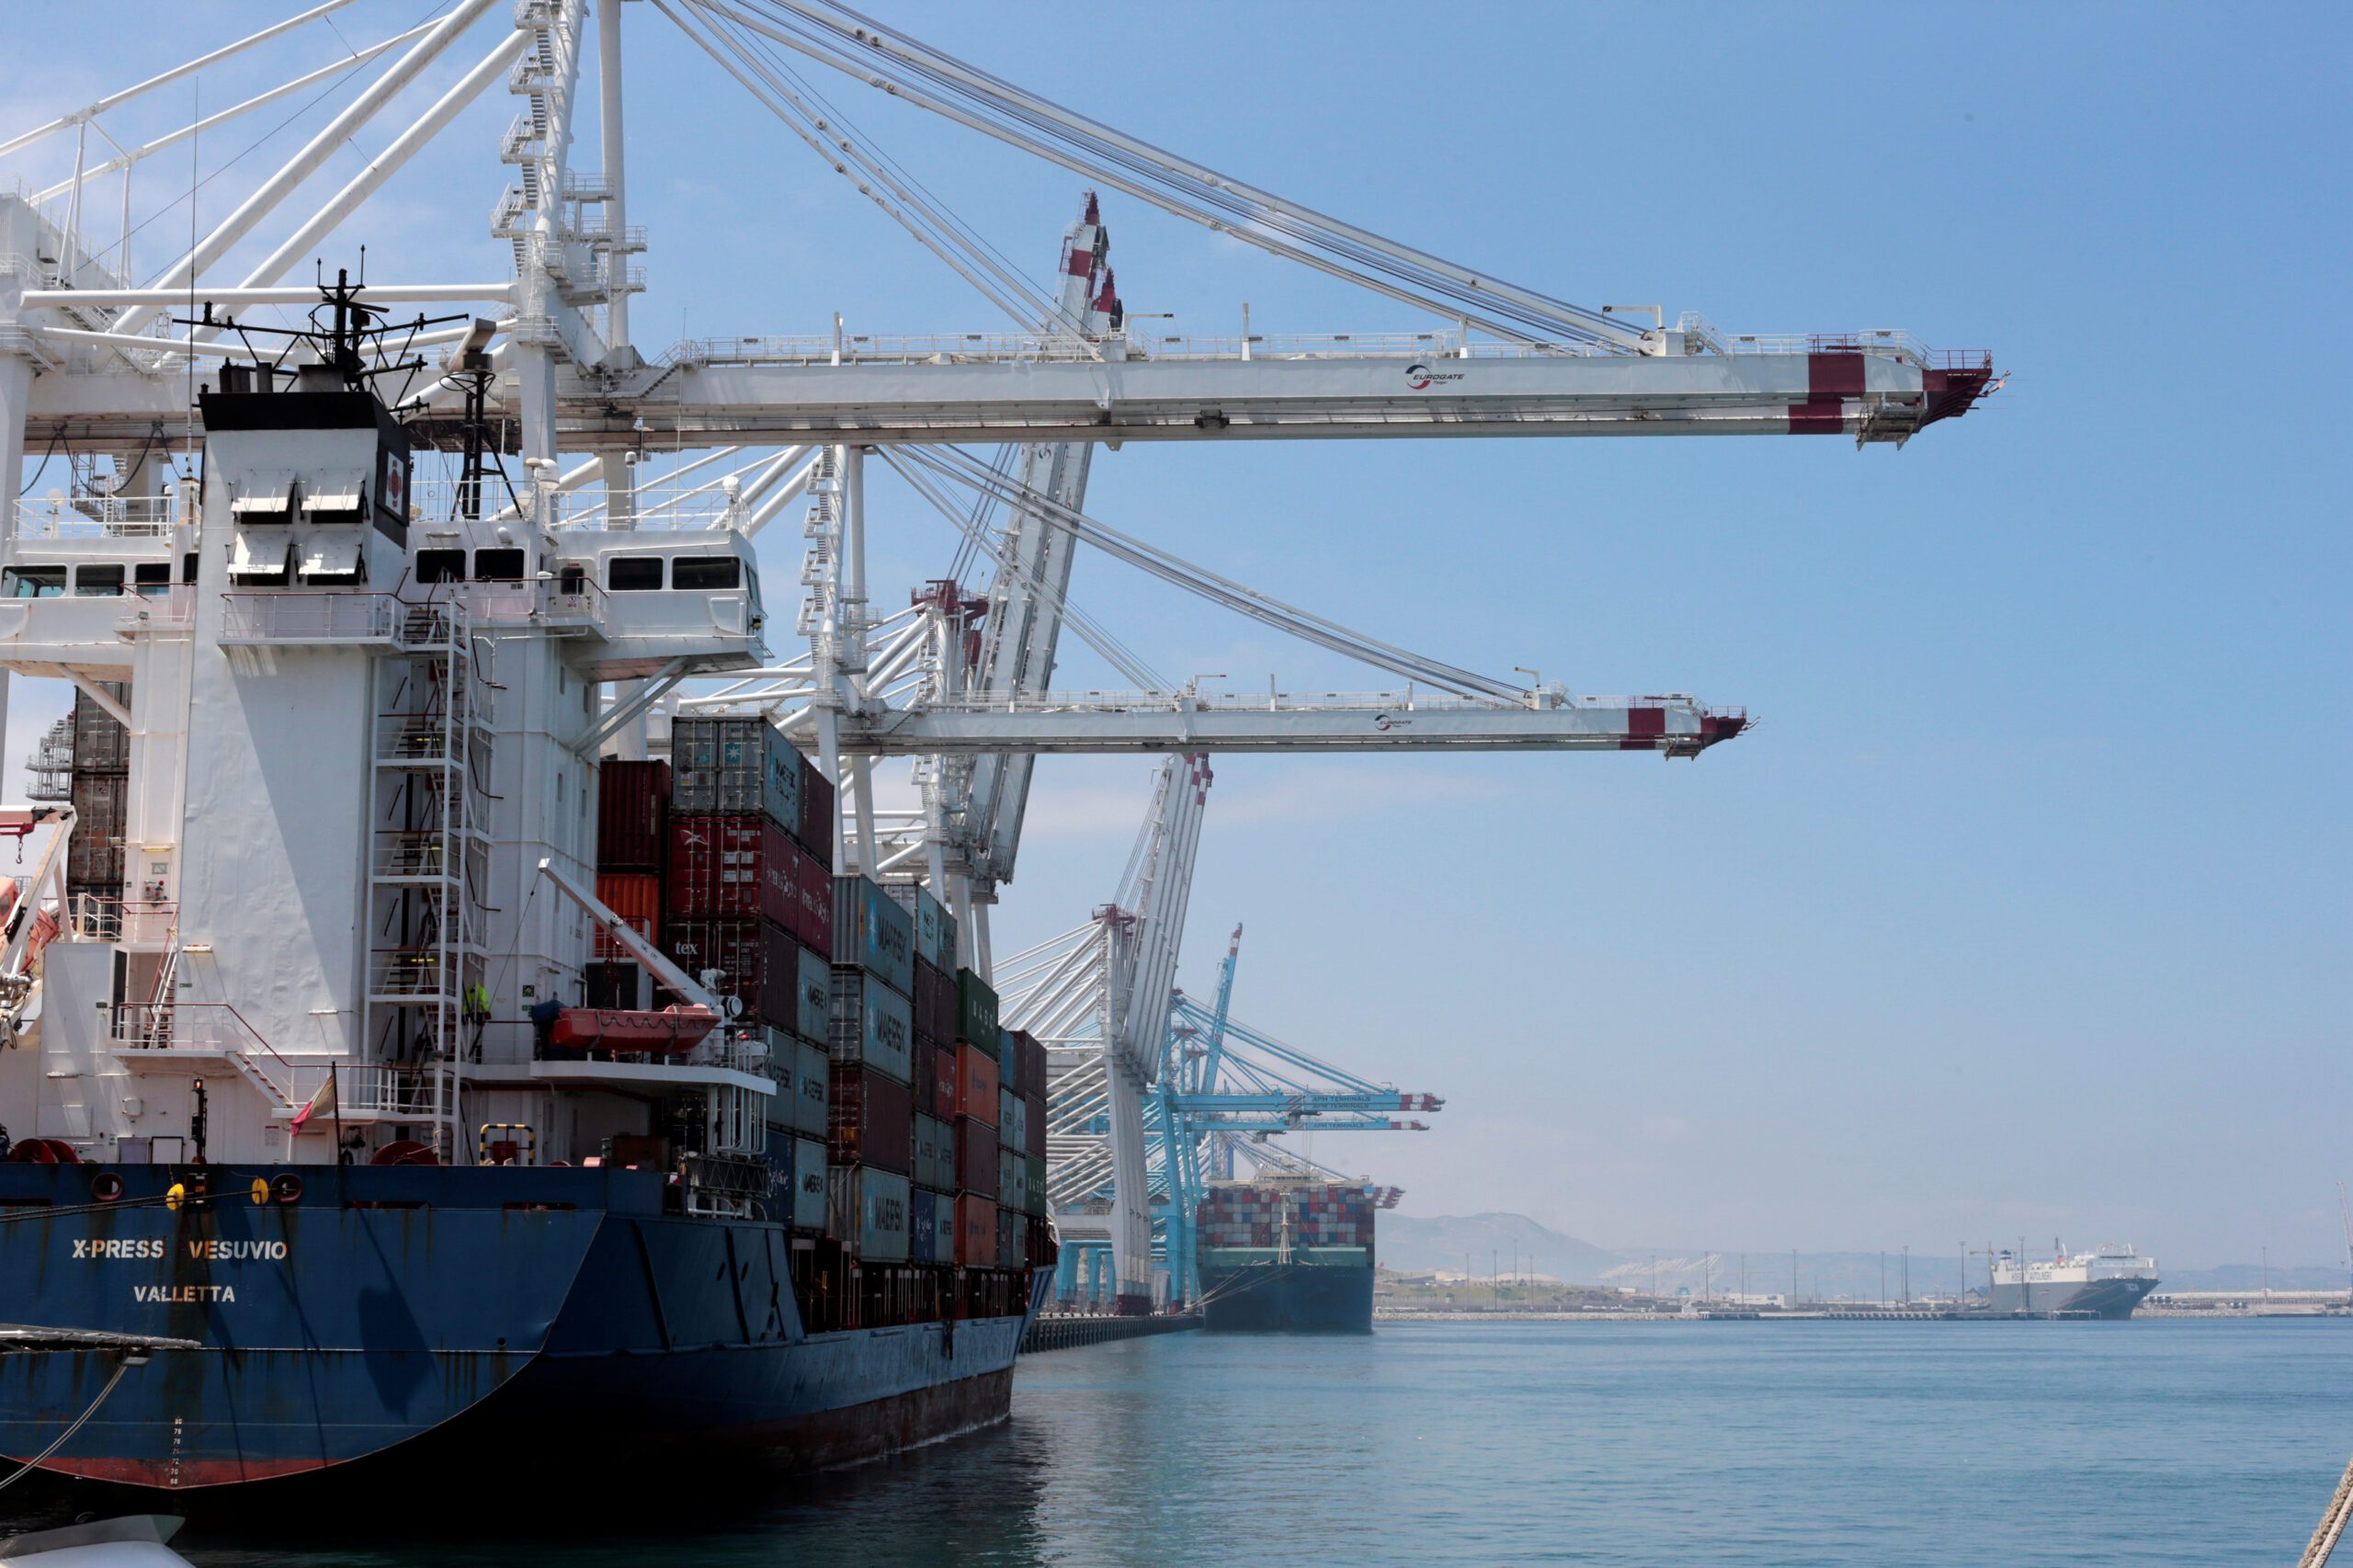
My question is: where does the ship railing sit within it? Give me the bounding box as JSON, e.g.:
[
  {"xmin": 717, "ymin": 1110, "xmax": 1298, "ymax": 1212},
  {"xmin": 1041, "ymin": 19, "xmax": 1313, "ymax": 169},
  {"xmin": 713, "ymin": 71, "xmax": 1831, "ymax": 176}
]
[
  {"xmin": 426, "ymin": 575, "xmax": 608, "ymax": 635},
  {"xmin": 118, "ymin": 584, "xmax": 195, "ymax": 630},
  {"xmin": 13, "ymin": 494, "xmax": 181, "ymax": 539},
  {"xmin": 64, "ymin": 895, "xmax": 175, "ymax": 946},
  {"xmin": 220, "ymin": 591, "xmax": 402, "ymax": 645}
]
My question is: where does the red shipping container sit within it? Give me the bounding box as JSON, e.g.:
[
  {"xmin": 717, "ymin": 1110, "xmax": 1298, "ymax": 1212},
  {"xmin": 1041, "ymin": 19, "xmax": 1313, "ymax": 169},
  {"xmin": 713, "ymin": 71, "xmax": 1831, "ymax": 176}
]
[
  {"xmin": 597, "ymin": 759, "xmax": 670, "ymax": 872},
  {"xmin": 907, "ymin": 1040, "xmax": 935, "ymax": 1119},
  {"xmin": 953, "ymin": 1195, "xmax": 996, "ymax": 1267},
  {"xmin": 800, "ymin": 762, "xmax": 836, "ymax": 865},
  {"xmin": 1023, "ymin": 1089, "xmax": 1046, "ymax": 1161},
  {"xmin": 593, "ymin": 872, "xmax": 662, "ymax": 960},
  {"xmin": 664, "ymin": 917, "xmax": 796, "ymax": 1028},
  {"xmin": 666, "ymin": 816, "xmax": 798, "ymax": 927},
  {"xmin": 929, "ymin": 1040, "xmax": 960, "ymax": 1125},
  {"xmin": 956, "ymin": 1042, "xmax": 998, "ymax": 1124},
  {"xmin": 827, "ymin": 1062, "xmax": 913, "ymax": 1175},
  {"xmin": 956, "ymin": 1117, "xmax": 998, "ymax": 1197},
  {"xmin": 785, "ymin": 836, "xmax": 833, "ymax": 955}
]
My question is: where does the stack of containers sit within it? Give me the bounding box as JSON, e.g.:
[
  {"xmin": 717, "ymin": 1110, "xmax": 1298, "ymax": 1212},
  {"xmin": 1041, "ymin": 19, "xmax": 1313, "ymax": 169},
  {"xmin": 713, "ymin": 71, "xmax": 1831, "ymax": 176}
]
[
  {"xmin": 658, "ymin": 721, "xmax": 836, "ymax": 1231},
  {"xmin": 1195, "ymin": 1184, "xmax": 1375, "ymax": 1253},
  {"xmin": 828, "ymin": 874, "xmax": 915, "ymax": 1272},
  {"xmin": 1006, "ymin": 1029, "xmax": 1051, "ymax": 1262},
  {"xmin": 590, "ymin": 759, "xmax": 669, "ymax": 1010},
  {"xmin": 890, "ymin": 883, "xmax": 960, "ymax": 1271},
  {"xmin": 952, "ymin": 966, "xmax": 1001, "ymax": 1267}
]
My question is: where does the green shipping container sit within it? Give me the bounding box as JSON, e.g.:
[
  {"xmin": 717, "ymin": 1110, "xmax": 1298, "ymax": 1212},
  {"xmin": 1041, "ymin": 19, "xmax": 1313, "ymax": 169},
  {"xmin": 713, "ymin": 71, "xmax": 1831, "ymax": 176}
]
[{"xmin": 955, "ymin": 968, "xmax": 998, "ymax": 1048}]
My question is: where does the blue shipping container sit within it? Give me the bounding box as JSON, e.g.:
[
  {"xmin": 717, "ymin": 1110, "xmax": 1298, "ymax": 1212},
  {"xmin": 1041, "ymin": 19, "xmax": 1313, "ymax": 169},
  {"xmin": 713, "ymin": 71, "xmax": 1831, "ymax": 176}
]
[
  {"xmin": 791, "ymin": 1039, "xmax": 830, "ymax": 1138},
  {"xmin": 828, "ymin": 967, "xmax": 914, "ymax": 1085},
  {"xmin": 910, "ymin": 1187, "xmax": 938, "ymax": 1267},
  {"xmin": 793, "ymin": 940, "xmax": 830, "ymax": 1042},
  {"xmin": 832, "ymin": 875, "xmax": 914, "ymax": 995},
  {"xmin": 790, "ymin": 1135, "xmax": 828, "ymax": 1231}
]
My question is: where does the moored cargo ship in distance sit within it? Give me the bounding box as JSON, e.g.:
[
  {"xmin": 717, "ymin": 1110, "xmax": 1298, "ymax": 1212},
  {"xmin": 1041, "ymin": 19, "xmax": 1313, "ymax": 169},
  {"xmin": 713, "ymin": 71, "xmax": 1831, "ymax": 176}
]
[
  {"xmin": 1989, "ymin": 1243, "xmax": 2160, "ymax": 1319},
  {"xmin": 1197, "ymin": 1176, "xmax": 1377, "ymax": 1334}
]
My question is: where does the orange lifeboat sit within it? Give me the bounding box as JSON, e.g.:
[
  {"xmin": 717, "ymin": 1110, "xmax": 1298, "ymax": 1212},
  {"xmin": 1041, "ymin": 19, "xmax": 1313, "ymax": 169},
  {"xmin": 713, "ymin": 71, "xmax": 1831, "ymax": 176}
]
[{"xmin": 549, "ymin": 1006, "xmax": 718, "ymax": 1056}]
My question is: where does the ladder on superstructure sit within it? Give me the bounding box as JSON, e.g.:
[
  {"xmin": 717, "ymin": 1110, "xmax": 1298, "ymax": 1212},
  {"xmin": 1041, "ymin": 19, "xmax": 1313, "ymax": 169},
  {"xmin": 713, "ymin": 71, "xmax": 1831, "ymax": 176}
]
[{"xmin": 362, "ymin": 598, "xmax": 493, "ymax": 1158}]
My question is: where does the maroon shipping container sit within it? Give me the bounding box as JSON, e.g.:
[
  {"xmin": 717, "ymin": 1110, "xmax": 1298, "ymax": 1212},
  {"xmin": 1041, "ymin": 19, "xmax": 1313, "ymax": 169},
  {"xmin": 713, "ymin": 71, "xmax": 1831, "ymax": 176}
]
[
  {"xmin": 597, "ymin": 759, "xmax": 670, "ymax": 873},
  {"xmin": 929, "ymin": 1040, "xmax": 960, "ymax": 1126},
  {"xmin": 913, "ymin": 959, "xmax": 955, "ymax": 1045},
  {"xmin": 800, "ymin": 762, "xmax": 836, "ymax": 864},
  {"xmin": 1020, "ymin": 1033, "xmax": 1048, "ymax": 1098},
  {"xmin": 666, "ymin": 816, "xmax": 799, "ymax": 927},
  {"xmin": 828, "ymin": 1062, "xmax": 913, "ymax": 1176},
  {"xmin": 785, "ymin": 837, "xmax": 833, "ymax": 955},
  {"xmin": 955, "ymin": 1116, "xmax": 998, "ymax": 1197},
  {"xmin": 1023, "ymin": 1089, "xmax": 1046, "ymax": 1161},
  {"xmin": 956, "ymin": 1042, "xmax": 998, "ymax": 1124},
  {"xmin": 907, "ymin": 1040, "xmax": 935, "ymax": 1119},
  {"xmin": 664, "ymin": 917, "xmax": 796, "ymax": 1029}
]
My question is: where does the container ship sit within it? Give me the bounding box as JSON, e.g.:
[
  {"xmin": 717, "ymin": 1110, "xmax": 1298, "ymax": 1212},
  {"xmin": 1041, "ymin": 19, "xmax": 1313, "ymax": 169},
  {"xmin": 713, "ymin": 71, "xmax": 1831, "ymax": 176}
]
[
  {"xmin": 0, "ymin": 292, "xmax": 1051, "ymax": 1506},
  {"xmin": 1989, "ymin": 1244, "xmax": 2160, "ymax": 1318},
  {"xmin": 1196, "ymin": 1177, "xmax": 1375, "ymax": 1333}
]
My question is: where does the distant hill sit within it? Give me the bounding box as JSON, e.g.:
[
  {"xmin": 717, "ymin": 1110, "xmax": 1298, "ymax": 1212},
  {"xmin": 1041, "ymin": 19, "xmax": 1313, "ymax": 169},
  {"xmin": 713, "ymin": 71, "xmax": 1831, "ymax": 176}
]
[{"xmin": 1376, "ymin": 1215, "xmax": 2334, "ymax": 1301}]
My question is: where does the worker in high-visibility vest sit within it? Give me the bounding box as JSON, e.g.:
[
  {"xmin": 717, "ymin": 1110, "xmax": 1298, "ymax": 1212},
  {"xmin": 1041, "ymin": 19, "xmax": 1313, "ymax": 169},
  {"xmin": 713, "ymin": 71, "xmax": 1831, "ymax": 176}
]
[{"xmin": 463, "ymin": 982, "xmax": 492, "ymax": 1063}]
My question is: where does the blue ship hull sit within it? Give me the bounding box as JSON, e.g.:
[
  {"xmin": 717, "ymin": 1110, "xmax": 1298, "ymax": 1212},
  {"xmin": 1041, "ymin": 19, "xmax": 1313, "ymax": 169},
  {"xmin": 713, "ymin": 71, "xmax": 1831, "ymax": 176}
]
[
  {"xmin": 0, "ymin": 1164, "xmax": 1044, "ymax": 1502},
  {"xmin": 1199, "ymin": 1261, "xmax": 1373, "ymax": 1334}
]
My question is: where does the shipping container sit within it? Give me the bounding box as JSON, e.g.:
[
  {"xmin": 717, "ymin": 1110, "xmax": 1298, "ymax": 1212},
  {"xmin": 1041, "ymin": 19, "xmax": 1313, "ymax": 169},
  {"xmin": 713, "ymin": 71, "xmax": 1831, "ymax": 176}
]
[
  {"xmin": 912, "ymin": 1112, "xmax": 945, "ymax": 1194},
  {"xmin": 997, "ymin": 1146, "xmax": 1025, "ymax": 1215},
  {"xmin": 1017, "ymin": 1032, "xmax": 1047, "ymax": 1100},
  {"xmin": 953, "ymin": 1195, "xmax": 997, "ymax": 1267},
  {"xmin": 909, "ymin": 1187, "xmax": 938, "ymax": 1268},
  {"xmin": 784, "ymin": 841, "xmax": 832, "ymax": 954},
  {"xmin": 1023, "ymin": 1089, "xmax": 1047, "ymax": 1161},
  {"xmin": 592, "ymin": 871, "xmax": 662, "ymax": 960},
  {"xmin": 995, "ymin": 1028, "xmax": 1019, "ymax": 1095},
  {"xmin": 827, "ymin": 1062, "xmax": 913, "ymax": 1175},
  {"xmin": 665, "ymin": 815, "xmax": 800, "ymax": 928},
  {"xmin": 670, "ymin": 716, "xmax": 802, "ymax": 828},
  {"xmin": 831, "ymin": 875, "xmax": 914, "ymax": 996},
  {"xmin": 955, "ymin": 970, "xmax": 999, "ymax": 1051},
  {"xmin": 790, "ymin": 1136, "xmax": 828, "ymax": 1231},
  {"xmin": 66, "ymin": 773, "xmax": 127, "ymax": 890},
  {"xmin": 998, "ymin": 1210, "xmax": 1029, "ymax": 1272},
  {"xmin": 956, "ymin": 1117, "xmax": 998, "ymax": 1197},
  {"xmin": 912, "ymin": 958, "xmax": 955, "ymax": 1045},
  {"xmin": 799, "ymin": 760, "xmax": 835, "ymax": 863},
  {"xmin": 827, "ymin": 967, "xmax": 913, "ymax": 1085},
  {"xmin": 883, "ymin": 883, "xmax": 957, "ymax": 973},
  {"xmin": 956, "ymin": 1042, "xmax": 998, "ymax": 1124},
  {"xmin": 998, "ymin": 1088, "xmax": 1018, "ymax": 1149},
  {"xmin": 827, "ymin": 1166, "xmax": 911, "ymax": 1263},
  {"xmin": 791, "ymin": 938, "xmax": 829, "ymax": 1043},
  {"xmin": 791, "ymin": 1038, "xmax": 830, "ymax": 1138},
  {"xmin": 584, "ymin": 960, "xmax": 642, "ymax": 1011},
  {"xmin": 1024, "ymin": 1154, "xmax": 1047, "ymax": 1217},
  {"xmin": 929, "ymin": 1040, "xmax": 961, "ymax": 1126},
  {"xmin": 663, "ymin": 917, "xmax": 797, "ymax": 1029},
  {"xmin": 595, "ymin": 758, "xmax": 669, "ymax": 871}
]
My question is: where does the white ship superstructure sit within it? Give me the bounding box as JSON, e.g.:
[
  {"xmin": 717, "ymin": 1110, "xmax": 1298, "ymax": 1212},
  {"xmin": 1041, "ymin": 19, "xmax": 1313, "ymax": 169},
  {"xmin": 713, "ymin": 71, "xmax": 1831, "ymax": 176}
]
[{"xmin": 1989, "ymin": 1243, "xmax": 2159, "ymax": 1319}]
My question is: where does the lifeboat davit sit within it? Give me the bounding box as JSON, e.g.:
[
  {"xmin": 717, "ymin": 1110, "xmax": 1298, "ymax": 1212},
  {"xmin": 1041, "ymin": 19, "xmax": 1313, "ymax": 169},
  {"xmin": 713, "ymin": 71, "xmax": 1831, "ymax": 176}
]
[{"xmin": 549, "ymin": 1006, "xmax": 719, "ymax": 1055}]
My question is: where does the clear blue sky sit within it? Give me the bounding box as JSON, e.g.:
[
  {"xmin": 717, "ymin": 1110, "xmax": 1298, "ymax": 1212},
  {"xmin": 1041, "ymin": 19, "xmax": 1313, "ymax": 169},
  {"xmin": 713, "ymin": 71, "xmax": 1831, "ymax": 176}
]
[{"xmin": 5, "ymin": 3, "xmax": 2347, "ymax": 1267}]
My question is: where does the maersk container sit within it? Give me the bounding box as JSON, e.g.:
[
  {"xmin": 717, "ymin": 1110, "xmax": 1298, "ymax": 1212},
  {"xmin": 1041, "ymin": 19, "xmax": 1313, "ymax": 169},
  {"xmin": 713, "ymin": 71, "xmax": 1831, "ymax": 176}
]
[
  {"xmin": 997, "ymin": 1209, "xmax": 1028, "ymax": 1271},
  {"xmin": 792, "ymin": 939, "xmax": 830, "ymax": 1043},
  {"xmin": 832, "ymin": 875, "xmax": 914, "ymax": 995},
  {"xmin": 929, "ymin": 1040, "xmax": 961, "ymax": 1126},
  {"xmin": 670, "ymin": 716, "xmax": 802, "ymax": 829},
  {"xmin": 883, "ymin": 883, "xmax": 956, "ymax": 974},
  {"xmin": 956, "ymin": 1117, "xmax": 997, "ymax": 1198},
  {"xmin": 955, "ymin": 969, "xmax": 999, "ymax": 1049},
  {"xmin": 912, "ymin": 1113, "xmax": 944, "ymax": 1193},
  {"xmin": 997, "ymin": 1147, "xmax": 1024, "ymax": 1215},
  {"xmin": 1024, "ymin": 1154, "xmax": 1047, "ymax": 1217},
  {"xmin": 910, "ymin": 1187, "xmax": 938, "ymax": 1268},
  {"xmin": 997, "ymin": 1089, "xmax": 1020, "ymax": 1150},
  {"xmin": 996, "ymin": 1028, "xmax": 1020, "ymax": 1096},
  {"xmin": 789, "ymin": 1036, "xmax": 830, "ymax": 1138},
  {"xmin": 955, "ymin": 1042, "xmax": 997, "ymax": 1124},
  {"xmin": 827, "ymin": 966, "xmax": 913, "ymax": 1084},
  {"xmin": 790, "ymin": 1135, "xmax": 828, "ymax": 1231},
  {"xmin": 954, "ymin": 1195, "xmax": 997, "ymax": 1267},
  {"xmin": 826, "ymin": 1062, "xmax": 912, "ymax": 1175},
  {"xmin": 828, "ymin": 1166, "xmax": 911, "ymax": 1263},
  {"xmin": 596, "ymin": 758, "xmax": 669, "ymax": 872},
  {"xmin": 665, "ymin": 815, "xmax": 799, "ymax": 928},
  {"xmin": 784, "ymin": 839, "xmax": 833, "ymax": 954}
]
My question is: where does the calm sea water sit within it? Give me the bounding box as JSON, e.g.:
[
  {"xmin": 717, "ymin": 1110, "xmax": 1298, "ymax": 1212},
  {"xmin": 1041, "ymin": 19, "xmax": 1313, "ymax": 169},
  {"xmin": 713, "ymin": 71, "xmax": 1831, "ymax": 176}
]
[{"xmin": 181, "ymin": 1319, "xmax": 2352, "ymax": 1567}]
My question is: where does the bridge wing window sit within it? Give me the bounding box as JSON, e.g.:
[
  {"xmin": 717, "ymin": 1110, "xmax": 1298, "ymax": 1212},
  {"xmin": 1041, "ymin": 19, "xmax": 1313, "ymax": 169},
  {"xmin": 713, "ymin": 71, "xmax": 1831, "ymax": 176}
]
[
  {"xmin": 415, "ymin": 549, "xmax": 467, "ymax": 585},
  {"xmin": 4, "ymin": 566, "xmax": 65, "ymax": 598},
  {"xmin": 73, "ymin": 565, "xmax": 125, "ymax": 597},
  {"xmin": 473, "ymin": 548, "xmax": 526, "ymax": 582},
  {"xmin": 133, "ymin": 562, "xmax": 172, "ymax": 597},
  {"xmin": 671, "ymin": 556, "xmax": 742, "ymax": 591},
  {"xmin": 607, "ymin": 555, "xmax": 665, "ymax": 592}
]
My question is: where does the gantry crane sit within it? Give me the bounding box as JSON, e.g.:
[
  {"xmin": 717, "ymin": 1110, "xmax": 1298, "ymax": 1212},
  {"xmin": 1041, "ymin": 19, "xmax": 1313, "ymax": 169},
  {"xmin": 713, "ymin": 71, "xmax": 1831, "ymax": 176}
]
[{"xmin": 0, "ymin": 5, "xmax": 1990, "ymax": 1308}]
